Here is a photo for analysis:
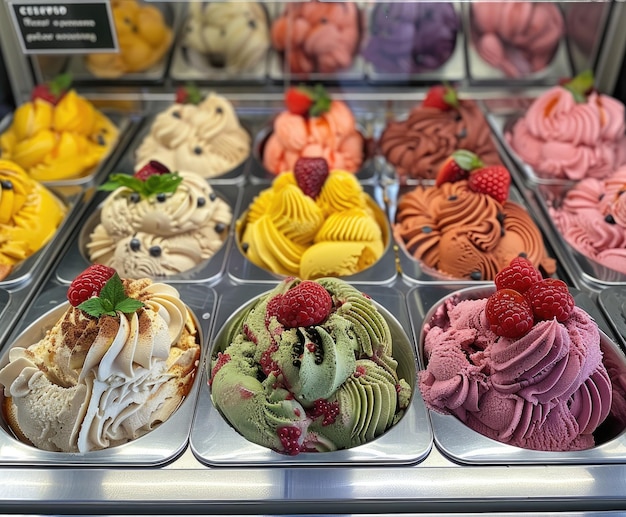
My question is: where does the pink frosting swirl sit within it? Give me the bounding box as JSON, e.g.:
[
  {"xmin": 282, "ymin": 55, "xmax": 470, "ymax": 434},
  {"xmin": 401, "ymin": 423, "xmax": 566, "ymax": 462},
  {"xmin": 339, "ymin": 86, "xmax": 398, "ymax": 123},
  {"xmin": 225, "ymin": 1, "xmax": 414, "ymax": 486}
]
[
  {"xmin": 420, "ymin": 298, "xmax": 613, "ymax": 452},
  {"xmin": 506, "ymin": 87, "xmax": 626, "ymax": 180},
  {"xmin": 549, "ymin": 166, "xmax": 626, "ymax": 274}
]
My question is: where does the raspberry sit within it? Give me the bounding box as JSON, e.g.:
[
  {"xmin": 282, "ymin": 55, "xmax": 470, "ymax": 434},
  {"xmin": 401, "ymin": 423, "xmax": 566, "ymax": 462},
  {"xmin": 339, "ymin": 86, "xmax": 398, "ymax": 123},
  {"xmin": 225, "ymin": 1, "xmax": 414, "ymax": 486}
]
[
  {"xmin": 134, "ymin": 160, "xmax": 170, "ymax": 181},
  {"xmin": 468, "ymin": 165, "xmax": 511, "ymax": 204},
  {"xmin": 277, "ymin": 425, "xmax": 302, "ymax": 455},
  {"xmin": 67, "ymin": 264, "xmax": 116, "ymax": 307},
  {"xmin": 268, "ymin": 281, "xmax": 332, "ymax": 328},
  {"xmin": 495, "ymin": 256, "xmax": 543, "ymax": 293},
  {"xmin": 525, "ymin": 279, "xmax": 574, "ymax": 322},
  {"xmin": 485, "ymin": 289, "xmax": 534, "ymax": 338},
  {"xmin": 294, "ymin": 157, "xmax": 329, "ymax": 199}
]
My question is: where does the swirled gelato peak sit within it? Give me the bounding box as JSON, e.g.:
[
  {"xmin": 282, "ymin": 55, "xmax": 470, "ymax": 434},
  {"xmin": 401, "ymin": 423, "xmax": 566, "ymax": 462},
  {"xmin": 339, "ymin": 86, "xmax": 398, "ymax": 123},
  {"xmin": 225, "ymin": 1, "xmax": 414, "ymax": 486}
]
[
  {"xmin": 135, "ymin": 88, "xmax": 250, "ymax": 179},
  {"xmin": 420, "ymin": 257, "xmax": 613, "ymax": 451},
  {"xmin": 506, "ymin": 70, "xmax": 626, "ymax": 181},
  {"xmin": 0, "ymin": 265, "xmax": 201, "ymax": 452},
  {"xmin": 394, "ymin": 150, "xmax": 556, "ymax": 280},
  {"xmin": 87, "ymin": 160, "xmax": 232, "ymax": 278},
  {"xmin": 210, "ymin": 277, "xmax": 412, "ymax": 455}
]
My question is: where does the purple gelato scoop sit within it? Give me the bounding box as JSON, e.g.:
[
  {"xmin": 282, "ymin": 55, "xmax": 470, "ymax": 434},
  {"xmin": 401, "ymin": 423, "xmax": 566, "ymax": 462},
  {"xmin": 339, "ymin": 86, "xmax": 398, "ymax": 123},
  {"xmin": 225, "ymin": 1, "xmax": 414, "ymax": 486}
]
[{"xmin": 362, "ymin": 2, "xmax": 459, "ymax": 74}]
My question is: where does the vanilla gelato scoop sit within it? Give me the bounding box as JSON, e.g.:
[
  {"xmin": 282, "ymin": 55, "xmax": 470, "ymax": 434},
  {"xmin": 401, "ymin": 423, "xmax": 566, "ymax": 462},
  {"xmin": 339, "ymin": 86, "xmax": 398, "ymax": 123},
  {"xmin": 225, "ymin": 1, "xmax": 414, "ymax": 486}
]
[
  {"xmin": 87, "ymin": 170, "xmax": 232, "ymax": 278},
  {"xmin": 135, "ymin": 93, "xmax": 250, "ymax": 178},
  {"xmin": 0, "ymin": 278, "xmax": 200, "ymax": 453}
]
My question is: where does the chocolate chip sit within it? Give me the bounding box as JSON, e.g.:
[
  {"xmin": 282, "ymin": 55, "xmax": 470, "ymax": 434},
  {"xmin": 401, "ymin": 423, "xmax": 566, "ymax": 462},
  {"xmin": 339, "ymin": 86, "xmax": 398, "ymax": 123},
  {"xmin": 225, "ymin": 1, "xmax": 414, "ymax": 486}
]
[
  {"xmin": 448, "ymin": 195, "xmax": 457, "ymax": 201},
  {"xmin": 242, "ymin": 242, "xmax": 249, "ymax": 253},
  {"xmin": 292, "ymin": 359, "xmax": 301, "ymax": 368},
  {"xmin": 599, "ymin": 193, "xmax": 605, "ymax": 201},
  {"xmin": 1, "ymin": 180, "xmax": 13, "ymax": 190},
  {"xmin": 156, "ymin": 193, "xmax": 167, "ymax": 202},
  {"xmin": 518, "ymin": 252, "xmax": 528, "ymax": 258},
  {"xmin": 496, "ymin": 212, "xmax": 506, "ymax": 223},
  {"xmin": 172, "ymin": 111, "xmax": 181, "ymax": 119},
  {"xmin": 422, "ymin": 226, "xmax": 432, "ymax": 233},
  {"xmin": 215, "ymin": 222, "xmax": 226, "ymax": 233},
  {"xmin": 209, "ymin": 192, "xmax": 217, "ymax": 201},
  {"xmin": 130, "ymin": 238, "xmax": 140, "ymax": 252},
  {"xmin": 248, "ymin": 19, "xmax": 256, "ymax": 29},
  {"xmin": 129, "ymin": 192, "xmax": 140, "ymax": 203},
  {"xmin": 193, "ymin": 146, "xmax": 202, "ymax": 155},
  {"xmin": 605, "ymin": 214, "xmax": 616, "ymax": 224},
  {"xmin": 149, "ymin": 246, "xmax": 162, "ymax": 257},
  {"xmin": 216, "ymin": 107, "xmax": 223, "ymax": 115},
  {"xmin": 470, "ymin": 271, "xmax": 482, "ymax": 280},
  {"xmin": 96, "ymin": 134, "xmax": 105, "ymax": 146},
  {"xmin": 197, "ymin": 197, "xmax": 206, "ymax": 207}
]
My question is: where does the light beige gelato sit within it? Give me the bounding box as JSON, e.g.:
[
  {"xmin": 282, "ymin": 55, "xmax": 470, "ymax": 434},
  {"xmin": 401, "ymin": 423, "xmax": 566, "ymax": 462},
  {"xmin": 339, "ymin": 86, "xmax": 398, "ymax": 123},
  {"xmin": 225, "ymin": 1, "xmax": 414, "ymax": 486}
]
[
  {"xmin": 135, "ymin": 93, "xmax": 250, "ymax": 178},
  {"xmin": 0, "ymin": 278, "xmax": 200, "ymax": 453},
  {"xmin": 87, "ymin": 170, "xmax": 232, "ymax": 278}
]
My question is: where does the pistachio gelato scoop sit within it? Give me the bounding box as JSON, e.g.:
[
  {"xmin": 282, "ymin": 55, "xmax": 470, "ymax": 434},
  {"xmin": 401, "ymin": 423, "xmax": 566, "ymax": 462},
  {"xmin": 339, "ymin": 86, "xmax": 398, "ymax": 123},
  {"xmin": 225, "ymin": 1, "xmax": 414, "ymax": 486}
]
[{"xmin": 210, "ymin": 277, "xmax": 411, "ymax": 455}]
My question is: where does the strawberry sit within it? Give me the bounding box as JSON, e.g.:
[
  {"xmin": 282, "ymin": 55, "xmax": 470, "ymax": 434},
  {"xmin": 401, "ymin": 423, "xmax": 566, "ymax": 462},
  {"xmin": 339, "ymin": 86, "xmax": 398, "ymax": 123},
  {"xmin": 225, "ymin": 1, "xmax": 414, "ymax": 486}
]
[
  {"xmin": 285, "ymin": 87, "xmax": 314, "ymax": 116},
  {"xmin": 525, "ymin": 278, "xmax": 574, "ymax": 322},
  {"xmin": 294, "ymin": 157, "xmax": 329, "ymax": 198},
  {"xmin": 435, "ymin": 150, "xmax": 483, "ymax": 186},
  {"xmin": 31, "ymin": 72, "xmax": 72, "ymax": 105},
  {"xmin": 422, "ymin": 83, "xmax": 459, "ymax": 111},
  {"xmin": 494, "ymin": 256, "xmax": 543, "ymax": 294},
  {"xmin": 485, "ymin": 288, "xmax": 534, "ymax": 339},
  {"xmin": 268, "ymin": 280, "xmax": 332, "ymax": 328},
  {"xmin": 134, "ymin": 160, "xmax": 170, "ymax": 181},
  {"xmin": 284, "ymin": 84, "xmax": 331, "ymax": 117},
  {"xmin": 67, "ymin": 264, "xmax": 116, "ymax": 307},
  {"xmin": 467, "ymin": 165, "xmax": 511, "ymax": 204},
  {"xmin": 175, "ymin": 83, "xmax": 202, "ymax": 105}
]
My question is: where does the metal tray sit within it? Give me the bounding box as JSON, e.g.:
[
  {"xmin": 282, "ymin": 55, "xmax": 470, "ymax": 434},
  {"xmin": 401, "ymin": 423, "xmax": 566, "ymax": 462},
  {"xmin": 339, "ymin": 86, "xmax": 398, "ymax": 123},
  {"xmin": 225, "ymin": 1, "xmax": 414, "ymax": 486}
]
[
  {"xmin": 0, "ymin": 282, "xmax": 215, "ymax": 466},
  {"xmin": 54, "ymin": 182, "xmax": 240, "ymax": 286},
  {"xmin": 228, "ymin": 183, "xmax": 397, "ymax": 284},
  {"xmin": 463, "ymin": 3, "xmax": 572, "ymax": 84},
  {"xmin": 190, "ymin": 282, "xmax": 432, "ymax": 466},
  {"xmin": 598, "ymin": 286, "xmax": 626, "ymax": 351},
  {"xmin": 409, "ymin": 284, "xmax": 626, "ymax": 465},
  {"xmin": 532, "ymin": 182, "xmax": 626, "ymax": 287},
  {"xmin": 363, "ymin": 2, "xmax": 466, "ymax": 84}
]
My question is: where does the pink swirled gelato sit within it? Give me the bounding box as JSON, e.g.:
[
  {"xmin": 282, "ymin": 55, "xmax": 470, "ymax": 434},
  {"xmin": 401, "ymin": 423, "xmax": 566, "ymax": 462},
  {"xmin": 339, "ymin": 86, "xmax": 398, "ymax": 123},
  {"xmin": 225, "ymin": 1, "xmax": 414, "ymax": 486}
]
[
  {"xmin": 470, "ymin": 2, "xmax": 564, "ymax": 78},
  {"xmin": 420, "ymin": 291, "xmax": 613, "ymax": 451},
  {"xmin": 549, "ymin": 167, "xmax": 626, "ymax": 275},
  {"xmin": 270, "ymin": 1, "xmax": 361, "ymax": 74},
  {"xmin": 262, "ymin": 100, "xmax": 363, "ymax": 175},
  {"xmin": 506, "ymin": 85, "xmax": 626, "ymax": 180}
]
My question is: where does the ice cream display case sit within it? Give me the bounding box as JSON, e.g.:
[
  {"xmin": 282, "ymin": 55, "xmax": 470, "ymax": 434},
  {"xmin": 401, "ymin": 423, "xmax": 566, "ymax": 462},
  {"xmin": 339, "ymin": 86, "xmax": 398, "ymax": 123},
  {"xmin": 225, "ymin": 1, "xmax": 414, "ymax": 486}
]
[{"xmin": 2, "ymin": 0, "xmax": 626, "ymax": 515}]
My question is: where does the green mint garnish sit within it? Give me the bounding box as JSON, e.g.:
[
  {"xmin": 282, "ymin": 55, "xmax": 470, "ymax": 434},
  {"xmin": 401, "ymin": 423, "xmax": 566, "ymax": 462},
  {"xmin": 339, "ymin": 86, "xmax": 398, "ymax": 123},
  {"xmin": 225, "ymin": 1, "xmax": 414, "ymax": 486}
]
[
  {"xmin": 78, "ymin": 273, "xmax": 144, "ymax": 317},
  {"xmin": 50, "ymin": 72, "xmax": 73, "ymax": 96},
  {"xmin": 184, "ymin": 83, "xmax": 203, "ymax": 105},
  {"xmin": 99, "ymin": 172, "xmax": 183, "ymax": 199},
  {"xmin": 307, "ymin": 84, "xmax": 332, "ymax": 117},
  {"xmin": 563, "ymin": 69, "xmax": 594, "ymax": 104}
]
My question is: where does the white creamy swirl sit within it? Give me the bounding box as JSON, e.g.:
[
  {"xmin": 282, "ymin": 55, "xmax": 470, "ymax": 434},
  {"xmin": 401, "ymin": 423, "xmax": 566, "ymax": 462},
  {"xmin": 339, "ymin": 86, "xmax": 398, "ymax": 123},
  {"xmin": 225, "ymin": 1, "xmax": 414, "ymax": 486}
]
[{"xmin": 0, "ymin": 279, "xmax": 200, "ymax": 453}]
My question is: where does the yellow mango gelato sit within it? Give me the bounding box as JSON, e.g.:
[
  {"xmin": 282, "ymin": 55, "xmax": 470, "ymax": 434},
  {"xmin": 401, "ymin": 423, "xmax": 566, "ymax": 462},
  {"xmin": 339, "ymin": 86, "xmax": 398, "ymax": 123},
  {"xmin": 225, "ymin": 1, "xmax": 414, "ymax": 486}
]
[{"xmin": 0, "ymin": 159, "xmax": 66, "ymax": 280}]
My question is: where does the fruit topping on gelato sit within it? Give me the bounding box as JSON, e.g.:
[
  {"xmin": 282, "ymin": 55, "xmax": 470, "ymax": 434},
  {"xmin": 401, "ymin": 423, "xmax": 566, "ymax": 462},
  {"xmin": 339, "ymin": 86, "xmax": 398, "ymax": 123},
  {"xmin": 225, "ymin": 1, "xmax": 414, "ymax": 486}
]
[
  {"xmin": 30, "ymin": 73, "xmax": 72, "ymax": 106},
  {"xmin": 422, "ymin": 84, "xmax": 459, "ymax": 111},
  {"xmin": 0, "ymin": 266, "xmax": 201, "ymax": 452},
  {"xmin": 294, "ymin": 156, "xmax": 329, "ymax": 198},
  {"xmin": 100, "ymin": 160, "xmax": 183, "ymax": 200},
  {"xmin": 174, "ymin": 83, "xmax": 203, "ymax": 106},
  {"xmin": 285, "ymin": 85, "xmax": 332, "ymax": 118},
  {"xmin": 486, "ymin": 257, "xmax": 574, "ymax": 338},
  {"xmin": 210, "ymin": 277, "xmax": 412, "ymax": 455}
]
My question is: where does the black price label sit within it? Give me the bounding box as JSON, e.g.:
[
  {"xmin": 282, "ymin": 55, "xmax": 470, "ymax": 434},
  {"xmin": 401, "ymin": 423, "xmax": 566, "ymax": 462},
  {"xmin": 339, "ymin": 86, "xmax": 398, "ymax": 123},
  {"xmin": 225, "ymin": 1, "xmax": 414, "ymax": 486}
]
[{"xmin": 9, "ymin": 0, "xmax": 118, "ymax": 54}]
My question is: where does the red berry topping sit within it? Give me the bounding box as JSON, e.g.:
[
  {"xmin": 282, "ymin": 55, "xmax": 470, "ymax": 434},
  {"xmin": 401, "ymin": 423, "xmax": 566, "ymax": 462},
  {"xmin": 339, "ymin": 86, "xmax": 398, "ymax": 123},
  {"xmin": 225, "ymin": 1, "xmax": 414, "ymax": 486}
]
[
  {"xmin": 284, "ymin": 84, "xmax": 331, "ymax": 117},
  {"xmin": 67, "ymin": 264, "xmax": 116, "ymax": 307},
  {"xmin": 294, "ymin": 157, "xmax": 329, "ymax": 198},
  {"xmin": 277, "ymin": 425, "xmax": 302, "ymax": 455},
  {"xmin": 30, "ymin": 73, "xmax": 72, "ymax": 105},
  {"xmin": 435, "ymin": 150, "xmax": 483, "ymax": 187},
  {"xmin": 467, "ymin": 165, "xmax": 511, "ymax": 204},
  {"xmin": 134, "ymin": 160, "xmax": 170, "ymax": 181},
  {"xmin": 175, "ymin": 84, "xmax": 202, "ymax": 105},
  {"xmin": 494, "ymin": 256, "xmax": 543, "ymax": 293},
  {"xmin": 485, "ymin": 289, "xmax": 534, "ymax": 338},
  {"xmin": 525, "ymin": 279, "xmax": 575, "ymax": 322},
  {"xmin": 285, "ymin": 87, "xmax": 314, "ymax": 116},
  {"xmin": 422, "ymin": 84, "xmax": 459, "ymax": 111},
  {"xmin": 209, "ymin": 352, "xmax": 231, "ymax": 385},
  {"xmin": 309, "ymin": 398, "xmax": 340, "ymax": 426},
  {"xmin": 268, "ymin": 281, "xmax": 332, "ymax": 328}
]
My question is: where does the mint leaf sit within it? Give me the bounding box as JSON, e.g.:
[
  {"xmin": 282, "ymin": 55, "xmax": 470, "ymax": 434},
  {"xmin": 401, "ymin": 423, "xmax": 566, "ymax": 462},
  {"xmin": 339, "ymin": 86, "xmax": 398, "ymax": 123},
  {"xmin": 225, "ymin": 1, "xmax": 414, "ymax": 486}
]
[
  {"xmin": 98, "ymin": 172, "xmax": 183, "ymax": 199},
  {"xmin": 77, "ymin": 273, "xmax": 144, "ymax": 318},
  {"xmin": 49, "ymin": 72, "xmax": 73, "ymax": 96}
]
